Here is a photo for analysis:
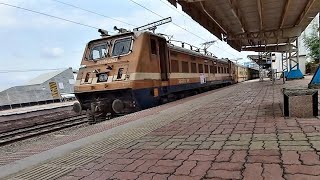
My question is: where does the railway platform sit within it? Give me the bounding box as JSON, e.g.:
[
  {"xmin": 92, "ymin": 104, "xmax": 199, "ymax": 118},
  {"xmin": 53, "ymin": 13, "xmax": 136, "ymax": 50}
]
[
  {"xmin": 0, "ymin": 101, "xmax": 75, "ymax": 116},
  {"xmin": 1, "ymin": 76, "xmax": 320, "ymax": 180}
]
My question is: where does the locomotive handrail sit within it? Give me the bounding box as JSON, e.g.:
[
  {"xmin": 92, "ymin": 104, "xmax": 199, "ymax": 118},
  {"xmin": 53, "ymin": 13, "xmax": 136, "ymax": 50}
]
[{"xmin": 168, "ymin": 39, "xmax": 217, "ymax": 58}]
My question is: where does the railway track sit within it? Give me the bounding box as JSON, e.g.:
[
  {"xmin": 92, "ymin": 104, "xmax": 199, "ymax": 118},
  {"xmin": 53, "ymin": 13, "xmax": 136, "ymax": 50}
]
[{"xmin": 0, "ymin": 115, "xmax": 87, "ymax": 146}]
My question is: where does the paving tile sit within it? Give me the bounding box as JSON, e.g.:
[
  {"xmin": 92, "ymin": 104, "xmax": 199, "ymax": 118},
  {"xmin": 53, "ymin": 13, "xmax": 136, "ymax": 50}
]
[
  {"xmin": 230, "ymin": 150, "xmax": 247, "ymax": 162},
  {"xmin": 174, "ymin": 161, "xmax": 197, "ymax": 175},
  {"xmin": 284, "ymin": 174, "xmax": 320, "ymax": 180},
  {"xmin": 111, "ymin": 171, "xmax": 141, "ymax": 180},
  {"xmin": 162, "ymin": 150, "xmax": 182, "ymax": 160},
  {"xmin": 168, "ymin": 175, "xmax": 202, "ymax": 180},
  {"xmin": 210, "ymin": 162, "xmax": 243, "ymax": 171},
  {"xmin": 147, "ymin": 165, "xmax": 177, "ymax": 174},
  {"xmin": 281, "ymin": 151, "xmax": 301, "ymax": 165},
  {"xmin": 280, "ymin": 145, "xmax": 313, "ymax": 151},
  {"xmin": 155, "ymin": 160, "xmax": 183, "ymax": 167},
  {"xmin": 206, "ymin": 170, "xmax": 242, "ymax": 179},
  {"xmin": 284, "ymin": 165, "xmax": 320, "ymax": 175},
  {"xmin": 214, "ymin": 150, "xmax": 233, "ymax": 162},
  {"xmin": 209, "ymin": 141, "xmax": 225, "ymax": 150},
  {"xmin": 189, "ymin": 161, "xmax": 211, "ymax": 177},
  {"xmin": 242, "ymin": 163, "xmax": 263, "ymax": 180},
  {"xmin": 262, "ymin": 164, "xmax": 284, "ymax": 180},
  {"xmin": 152, "ymin": 174, "xmax": 170, "ymax": 180},
  {"xmin": 299, "ymin": 151, "xmax": 320, "ymax": 165},
  {"xmin": 122, "ymin": 159, "xmax": 146, "ymax": 172},
  {"xmin": 136, "ymin": 173, "xmax": 155, "ymax": 180},
  {"xmin": 175, "ymin": 150, "xmax": 194, "ymax": 160},
  {"xmin": 134, "ymin": 160, "xmax": 158, "ymax": 172},
  {"xmin": 249, "ymin": 141, "xmax": 264, "ymax": 150}
]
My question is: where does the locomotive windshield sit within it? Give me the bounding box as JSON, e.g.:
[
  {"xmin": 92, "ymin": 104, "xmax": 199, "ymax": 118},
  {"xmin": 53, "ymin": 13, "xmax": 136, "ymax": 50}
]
[
  {"xmin": 112, "ymin": 37, "xmax": 132, "ymax": 56},
  {"xmin": 90, "ymin": 44, "xmax": 108, "ymax": 61}
]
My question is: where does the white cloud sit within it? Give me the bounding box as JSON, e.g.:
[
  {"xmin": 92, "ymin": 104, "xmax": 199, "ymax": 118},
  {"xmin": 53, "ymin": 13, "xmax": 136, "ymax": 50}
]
[{"xmin": 41, "ymin": 47, "xmax": 64, "ymax": 58}]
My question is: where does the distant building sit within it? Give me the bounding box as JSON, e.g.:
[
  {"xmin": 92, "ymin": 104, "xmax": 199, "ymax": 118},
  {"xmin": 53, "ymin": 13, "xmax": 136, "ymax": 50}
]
[{"xmin": 0, "ymin": 68, "xmax": 75, "ymax": 110}]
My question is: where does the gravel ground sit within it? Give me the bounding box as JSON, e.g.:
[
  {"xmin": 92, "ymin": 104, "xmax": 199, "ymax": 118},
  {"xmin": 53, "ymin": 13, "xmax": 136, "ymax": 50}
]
[{"xmin": 0, "ymin": 123, "xmax": 89, "ymax": 156}]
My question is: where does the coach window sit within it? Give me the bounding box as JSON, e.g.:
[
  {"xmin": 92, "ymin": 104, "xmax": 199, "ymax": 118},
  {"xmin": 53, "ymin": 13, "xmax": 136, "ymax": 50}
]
[
  {"xmin": 204, "ymin": 65, "xmax": 209, "ymax": 73},
  {"xmin": 150, "ymin": 39, "xmax": 157, "ymax": 55},
  {"xmin": 191, "ymin": 63, "xmax": 197, "ymax": 73},
  {"xmin": 210, "ymin": 66, "xmax": 214, "ymax": 74},
  {"xmin": 182, "ymin": 61, "xmax": 189, "ymax": 73},
  {"xmin": 227, "ymin": 67, "xmax": 229, "ymax": 73},
  {"xmin": 171, "ymin": 60, "xmax": 179, "ymax": 72},
  {"xmin": 198, "ymin": 64, "xmax": 204, "ymax": 73}
]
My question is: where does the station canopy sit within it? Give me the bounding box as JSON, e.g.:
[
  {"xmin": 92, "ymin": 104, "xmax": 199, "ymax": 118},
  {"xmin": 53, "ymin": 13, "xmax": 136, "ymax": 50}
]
[{"xmin": 168, "ymin": 0, "xmax": 320, "ymax": 52}]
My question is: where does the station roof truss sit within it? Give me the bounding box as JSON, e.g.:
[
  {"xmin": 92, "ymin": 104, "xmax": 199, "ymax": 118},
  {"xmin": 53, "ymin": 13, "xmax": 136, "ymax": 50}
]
[{"xmin": 168, "ymin": 0, "xmax": 320, "ymax": 52}]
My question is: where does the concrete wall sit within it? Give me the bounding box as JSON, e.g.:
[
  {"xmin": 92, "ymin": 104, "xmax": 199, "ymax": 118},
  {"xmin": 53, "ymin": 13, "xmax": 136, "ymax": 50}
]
[
  {"xmin": 272, "ymin": 53, "xmax": 306, "ymax": 77},
  {"xmin": 0, "ymin": 69, "xmax": 75, "ymax": 106}
]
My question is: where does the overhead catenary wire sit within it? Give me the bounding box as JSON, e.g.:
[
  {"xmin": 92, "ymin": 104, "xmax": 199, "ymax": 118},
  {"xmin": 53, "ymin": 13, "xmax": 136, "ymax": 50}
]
[
  {"xmin": 0, "ymin": 68, "xmax": 68, "ymax": 74},
  {"xmin": 50, "ymin": 0, "xmax": 138, "ymax": 28},
  {"xmin": 128, "ymin": 0, "xmax": 240, "ymax": 58},
  {"xmin": 1, "ymin": 1, "xmax": 248, "ymax": 62},
  {"xmin": 128, "ymin": 0, "xmax": 207, "ymax": 42},
  {"xmin": 158, "ymin": 0, "xmax": 245, "ymax": 59},
  {"xmin": 158, "ymin": 0, "xmax": 193, "ymax": 22},
  {"xmin": 0, "ymin": 2, "xmax": 111, "ymax": 32}
]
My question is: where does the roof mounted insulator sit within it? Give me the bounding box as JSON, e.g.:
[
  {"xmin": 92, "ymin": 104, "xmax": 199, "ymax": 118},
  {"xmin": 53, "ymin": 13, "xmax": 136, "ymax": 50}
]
[
  {"xmin": 98, "ymin": 29, "xmax": 110, "ymax": 37},
  {"xmin": 114, "ymin": 26, "xmax": 130, "ymax": 34}
]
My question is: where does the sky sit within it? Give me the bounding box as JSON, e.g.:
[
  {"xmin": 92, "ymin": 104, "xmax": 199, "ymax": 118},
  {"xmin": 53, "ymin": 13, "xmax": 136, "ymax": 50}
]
[{"xmin": 0, "ymin": 0, "xmax": 257, "ymax": 91}]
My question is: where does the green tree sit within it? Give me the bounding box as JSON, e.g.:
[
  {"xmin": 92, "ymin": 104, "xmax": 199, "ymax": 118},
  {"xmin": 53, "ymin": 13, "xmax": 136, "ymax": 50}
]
[{"xmin": 304, "ymin": 22, "xmax": 320, "ymax": 63}]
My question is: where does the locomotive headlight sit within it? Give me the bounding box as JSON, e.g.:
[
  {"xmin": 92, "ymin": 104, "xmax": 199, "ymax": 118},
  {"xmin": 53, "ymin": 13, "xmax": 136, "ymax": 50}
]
[{"xmin": 98, "ymin": 73, "xmax": 108, "ymax": 82}]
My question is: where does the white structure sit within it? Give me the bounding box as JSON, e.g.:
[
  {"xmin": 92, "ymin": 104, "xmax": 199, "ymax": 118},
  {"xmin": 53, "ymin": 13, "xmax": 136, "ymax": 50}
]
[
  {"xmin": 0, "ymin": 68, "xmax": 75, "ymax": 110},
  {"xmin": 271, "ymin": 14, "xmax": 319, "ymax": 76}
]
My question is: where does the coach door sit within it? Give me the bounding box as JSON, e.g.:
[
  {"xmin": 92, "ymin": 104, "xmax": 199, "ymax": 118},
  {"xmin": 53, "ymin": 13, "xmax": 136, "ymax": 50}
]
[{"xmin": 158, "ymin": 38, "xmax": 168, "ymax": 81}]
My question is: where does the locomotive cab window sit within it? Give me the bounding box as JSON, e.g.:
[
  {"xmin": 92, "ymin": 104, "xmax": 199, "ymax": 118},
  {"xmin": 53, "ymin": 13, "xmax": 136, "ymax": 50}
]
[
  {"xmin": 90, "ymin": 44, "xmax": 108, "ymax": 60},
  {"xmin": 150, "ymin": 39, "xmax": 157, "ymax": 55},
  {"xmin": 112, "ymin": 37, "xmax": 132, "ymax": 57}
]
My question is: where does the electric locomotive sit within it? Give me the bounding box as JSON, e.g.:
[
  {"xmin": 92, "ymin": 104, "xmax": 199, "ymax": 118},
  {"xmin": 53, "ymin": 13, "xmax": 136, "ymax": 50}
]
[{"xmin": 73, "ymin": 18, "xmax": 258, "ymax": 124}]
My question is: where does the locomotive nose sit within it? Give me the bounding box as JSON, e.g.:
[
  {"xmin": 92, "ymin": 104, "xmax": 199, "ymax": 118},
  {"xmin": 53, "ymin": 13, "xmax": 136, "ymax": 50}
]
[{"xmin": 112, "ymin": 99, "xmax": 124, "ymax": 113}]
